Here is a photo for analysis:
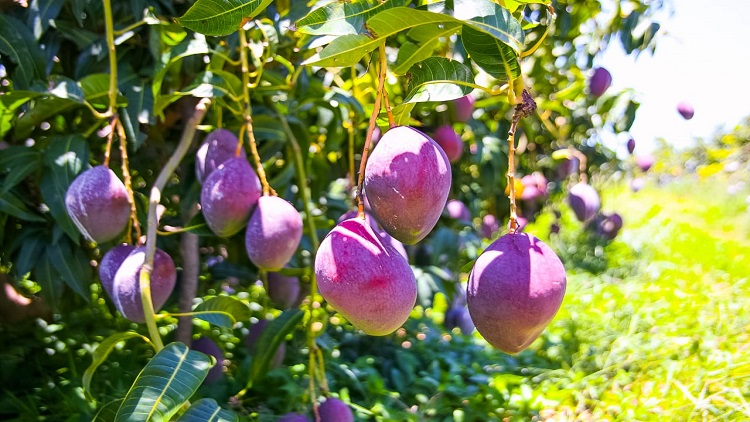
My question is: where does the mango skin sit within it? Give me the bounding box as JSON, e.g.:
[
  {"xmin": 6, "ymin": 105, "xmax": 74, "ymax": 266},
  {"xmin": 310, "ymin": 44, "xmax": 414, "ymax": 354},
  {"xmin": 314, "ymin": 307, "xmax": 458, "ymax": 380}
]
[
  {"xmin": 452, "ymin": 95, "xmax": 475, "ymax": 122},
  {"xmin": 245, "ymin": 196, "xmax": 303, "ymax": 271},
  {"xmin": 364, "ymin": 126, "xmax": 451, "ymax": 245},
  {"xmin": 445, "ymin": 306, "xmax": 475, "ymax": 335},
  {"xmin": 433, "ymin": 125, "xmax": 463, "ymax": 163},
  {"xmin": 65, "ymin": 165, "xmax": 131, "ymax": 243},
  {"xmin": 110, "ymin": 246, "xmax": 177, "ymax": 323},
  {"xmin": 195, "ymin": 128, "xmax": 244, "ymax": 184},
  {"xmin": 568, "ymin": 182, "xmax": 600, "ymax": 222},
  {"xmin": 267, "ymin": 272, "xmax": 302, "ymax": 310},
  {"xmin": 99, "ymin": 244, "xmax": 136, "ymax": 299},
  {"xmin": 589, "ymin": 67, "xmax": 612, "ymax": 97},
  {"xmin": 318, "ymin": 398, "xmax": 353, "ymax": 422},
  {"xmin": 191, "ymin": 337, "xmax": 224, "ymax": 384},
  {"xmin": 315, "ymin": 218, "xmax": 417, "ymax": 336},
  {"xmin": 200, "ymin": 157, "xmax": 262, "ymax": 238},
  {"xmin": 677, "ymin": 101, "xmax": 694, "ymax": 120},
  {"xmin": 467, "ymin": 233, "xmax": 566, "ymax": 354},
  {"xmin": 445, "ymin": 199, "xmax": 470, "ymax": 222}
]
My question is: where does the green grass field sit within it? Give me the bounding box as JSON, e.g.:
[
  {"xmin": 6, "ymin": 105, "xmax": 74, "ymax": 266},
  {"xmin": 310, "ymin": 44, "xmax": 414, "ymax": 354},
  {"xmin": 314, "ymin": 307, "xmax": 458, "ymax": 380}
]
[{"xmin": 536, "ymin": 176, "xmax": 750, "ymax": 421}]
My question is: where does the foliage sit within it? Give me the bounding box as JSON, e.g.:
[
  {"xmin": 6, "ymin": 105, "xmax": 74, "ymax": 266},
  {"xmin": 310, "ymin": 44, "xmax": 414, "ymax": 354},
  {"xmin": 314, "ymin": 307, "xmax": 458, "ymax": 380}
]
[{"xmin": 0, "ymin": 0, "xmax": 672, "ymax": 420}]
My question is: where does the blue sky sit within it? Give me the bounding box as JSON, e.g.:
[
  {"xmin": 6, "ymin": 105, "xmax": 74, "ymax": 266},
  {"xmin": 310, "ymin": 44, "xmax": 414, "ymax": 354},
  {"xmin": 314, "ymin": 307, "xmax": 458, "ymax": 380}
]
[{"xmin": 599, "ymin": 0, "xmax": 750, "ymax": 155}]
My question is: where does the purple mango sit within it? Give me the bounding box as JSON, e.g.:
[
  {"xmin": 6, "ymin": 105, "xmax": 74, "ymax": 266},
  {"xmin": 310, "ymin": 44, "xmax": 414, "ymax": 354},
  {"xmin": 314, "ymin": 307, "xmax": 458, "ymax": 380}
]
[
  {"xmin": 245, "ymin": 195, "xmax": 303, "ymax": 271},
  {"xmin": 467, "ymin": 233, "xmax": 566, "ymax": 353},
  {"xmin": 364, "ymin": 126, "xmax": 451, "ymax": 245},
  {"xmin": 200, "ymin": 157, "xmax": 262, "ymax": 237},
  {"xmin": 65, "ymin": 165, "xmax": 131, "ymax": 243},
  {"xmin": 315, "ymin": 218, "xmax": 416, "ymax": 335}
]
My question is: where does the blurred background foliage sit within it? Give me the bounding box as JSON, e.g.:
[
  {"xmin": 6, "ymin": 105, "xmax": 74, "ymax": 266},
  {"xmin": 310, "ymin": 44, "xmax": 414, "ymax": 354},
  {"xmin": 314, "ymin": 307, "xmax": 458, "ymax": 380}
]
[{"xmin": 2, "ymin": 0, "xmax": 748, "ymax": 420}]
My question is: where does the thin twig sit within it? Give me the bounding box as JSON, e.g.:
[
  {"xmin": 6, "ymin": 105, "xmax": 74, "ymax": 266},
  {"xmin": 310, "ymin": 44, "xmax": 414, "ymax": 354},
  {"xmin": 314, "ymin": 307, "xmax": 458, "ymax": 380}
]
[
  {"xmin": 139, "ymin": 98, "xmax": 211, "ymax": 352},
  {"xmin": 356, "ymin": 50, "xmax": 388, "ymax": 218}
]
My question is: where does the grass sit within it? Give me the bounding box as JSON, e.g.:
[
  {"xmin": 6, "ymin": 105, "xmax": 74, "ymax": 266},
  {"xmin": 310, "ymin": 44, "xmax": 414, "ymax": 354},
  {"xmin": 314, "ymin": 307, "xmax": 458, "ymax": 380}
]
[{"xmin": 536, "ymin": 175, "xmax": 750, "ymax": 421}]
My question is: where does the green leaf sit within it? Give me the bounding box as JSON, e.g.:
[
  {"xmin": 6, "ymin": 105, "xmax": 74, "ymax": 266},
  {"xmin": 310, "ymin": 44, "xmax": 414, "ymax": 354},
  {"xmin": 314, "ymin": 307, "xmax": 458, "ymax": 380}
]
[
  {"xmin": 0, "ymin": 146, "xmax": 42, "ymax": 194},
  {"xmin": 393, "ymin": 22, "xmax": 461, "ymax": 75},
  {"xmin": 152, "ymin": 33, "xmax": 209, "ymax": 118},
  {"xmin": 0, "ymin": 190, "xmax": 45, "ymax": 222},
  {"xmin": 192, "ymin": 296, "xmax": 252, "ymax": 328},
  {"xmin": 93, "ymin": 399, "xmax": 123, "ymax": 422},
  {"xmin": 154, "ymin": 71, "xmax": 241, "ymax": 118},
  {"xmin": 27, "ymin": 0, "xmax": 66, "ymax": 39},
  {"xmin": 41, "ymin": 134, "xmax": 90, "ymax": 242},
  {"xmin": 15, "ymin": 97, "xmax": 78, "ymax": 139},
  {"xmin": 80, "ymin": 73, "xmax": 128, "ymax": 109},
  {"xmin": 295, "ymin": 0, "xmax": 407, "ymax": 36},
  {"xmin": 249, "ymin": 310, "xmax": 303, "ymax": 382},
  {"xmin": 0, "ymin": 15, "xmax": 46, "ymax": 89},
  {"xmin": 116, "ymin": 342, "xmax": 212, "ymax": 422},
  {"xmin": 303, "ymin": 6, "xmax": 453, "ymax": 67},
  {"xmin": 15, "ymin": 233, "xmax": 45, "ymax": 276},
  {"xmin": 34, "ymin": 254, "xmax": 63, "ymax": 311},
  {"xmin": 45, "ymin": 238, "xmax": 91, "ymax": 300},
  {"xmin": 453, "ymin": 0, "xmax": 525, "ymax": 52},
  {"xmin": 177, "ymin": 0, "xmax": 273, "ymax": 36},
  {"xmin": 497, "ymin": 0, "xmax": 550, "ymax": 13},
  {"xmin": 83, "ymin": 332, "xmax": 151, "ymax": 398},
  {"xmin": 48, "ymin": 75, "xmax": 84, "ymax": 103},
  {"xmin": 302, "ymin": 34, "xmax": 382, "ymax": 68},
  {"xmin": 380, "ymin": 103, "xmax": 416, "ymax": 127},
  {"xmin": 120, "ymin": 82, "xmax": 152, "ymax": 150},
  {"xmin": 461, "ymin": 25, "xmax": 521, "ymax": 80},
  {"xmin": 403, "ymin": 57, "xmax": 474, "ymax": 103},
  {"xmin": 176, "ymin": 398, "xmax": 238, "ymax": 422},
  {"xmin": 0, "ymin": 91, "xmax": 43, "ymax": 137}
]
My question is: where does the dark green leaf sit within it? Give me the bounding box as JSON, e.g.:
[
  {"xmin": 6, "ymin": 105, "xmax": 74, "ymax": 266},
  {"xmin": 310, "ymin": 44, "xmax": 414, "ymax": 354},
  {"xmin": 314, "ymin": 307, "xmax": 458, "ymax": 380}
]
[
  {"xmin": 80, "ymin": 73, "xmax": 128, "ymax": 109},
  {"xmin": 0, "ymin": 190, "xmax": 45, "ymax": 222},
  {"xmin": 33, "ymin": 254, "xmax": 63, "ymax": 311},
  {"xmin": 0, "ymin": 146, "xmax": 42, "ymax": 193},
  {"xmin": 462, "ymin": 25, "xmax": 521, "ymax": 80},
  {"xmin": 40, "ymin": 134, "xmax": 90, "ymax": 242},
  {"xmin": 45, "ymin": 238, "xmax": 91, "ymax": 300},
  {"xmin": 404, "ymin": 57, "xmax": 474, "ymax": 103},
  {"xmin": 15, "ymin": 97, "xmax": 79, "ymax": 138},
  {"xmin": 83, "ymin": 332, "xmax": 151, "ymax": 398},
  {"xmin": 47, "ymin": 75, "xmax": 84, "ymax": 103},
  {"xmin": 152, "ymin": 33, "xmax": 209, "ymax": 118},
  {"xmin": 120, "ymin": 81, "xmax": 152, "ymax": 150},
  {"xmin": 27, "ymin": 0, "xmax": 66, "ymax": 40},
  {"xmin": 15, "ymin": 233, "xmax": 45, "ymax": 276},
  {"xmin": 176, "ymin": 398, "xmax": 238, "ymax": 422},
  {"xmin": 177, "ymin": 0, "xmax": 273, "ymax": 36},
  {"xmin": 295, "ymin": 0, "xmax": 407, "ymax": 36},
  {"xmin": 0, "ymin": 15, "xmax": 46, "ymax": 89},
  {"xmin": 192, "ymin": 296, "xmax": 252, "ymax": 328},
  {"xmin": 116, "ymin": 342, "xmax": 212, "ymax": 422},
  {"xmin": 249, "ymin": 310, "xmax": 303, "ymax": 382}
]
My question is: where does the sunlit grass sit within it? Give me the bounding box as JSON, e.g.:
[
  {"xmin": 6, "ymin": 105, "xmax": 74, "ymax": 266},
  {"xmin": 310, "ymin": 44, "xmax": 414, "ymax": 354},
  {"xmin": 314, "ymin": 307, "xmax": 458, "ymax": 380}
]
[{"xmin": 541, "ymin": 176, "xmax": 750, "ymax": 420}]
